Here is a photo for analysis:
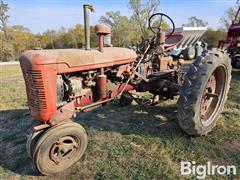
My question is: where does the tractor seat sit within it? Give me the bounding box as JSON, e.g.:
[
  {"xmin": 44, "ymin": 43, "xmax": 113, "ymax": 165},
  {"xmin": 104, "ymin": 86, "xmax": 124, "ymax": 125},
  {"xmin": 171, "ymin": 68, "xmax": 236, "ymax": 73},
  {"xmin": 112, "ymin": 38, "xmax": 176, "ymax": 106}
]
[{"xmin": 164, "ymin": 34, "xmax": 184, "ymax": 51}]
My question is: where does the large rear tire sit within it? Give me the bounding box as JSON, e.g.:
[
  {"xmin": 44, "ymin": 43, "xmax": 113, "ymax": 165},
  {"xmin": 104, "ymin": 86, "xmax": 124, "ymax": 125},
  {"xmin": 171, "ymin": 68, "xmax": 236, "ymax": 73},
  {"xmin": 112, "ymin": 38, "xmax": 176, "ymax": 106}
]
[
  {"xmin": 33, "ymin": 122, "xmax": 88, "ymax": 175},
  {"xmin": 177, "ymin": 50, "xmax": 232, "ymax": 135}
]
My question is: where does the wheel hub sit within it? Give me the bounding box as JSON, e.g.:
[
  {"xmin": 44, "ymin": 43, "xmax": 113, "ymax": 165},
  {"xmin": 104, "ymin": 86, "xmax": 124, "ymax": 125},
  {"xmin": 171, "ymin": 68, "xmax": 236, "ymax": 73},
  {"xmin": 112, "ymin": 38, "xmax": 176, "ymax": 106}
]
[
  {"xmin": 200, "ymin": 66, "xmax": 227, "ymax": 126},
  {"xmin": 50, "ymin": 136, "xmax": 79, "ymax": 165},
  {"xmin": 201, "ymin": 75, "xmax": 218, "ymax": 119},
  {"xmin": 189, "ymin": 47, "xmax": 196, "ymax": 57}
]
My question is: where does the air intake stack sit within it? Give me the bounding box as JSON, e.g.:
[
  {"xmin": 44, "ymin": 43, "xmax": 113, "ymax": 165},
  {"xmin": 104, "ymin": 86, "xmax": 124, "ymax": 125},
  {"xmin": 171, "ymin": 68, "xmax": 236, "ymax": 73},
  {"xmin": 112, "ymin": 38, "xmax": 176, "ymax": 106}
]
[{"xmin": 83, "ymin": 4, "xmax": 95, "ymax": 50}]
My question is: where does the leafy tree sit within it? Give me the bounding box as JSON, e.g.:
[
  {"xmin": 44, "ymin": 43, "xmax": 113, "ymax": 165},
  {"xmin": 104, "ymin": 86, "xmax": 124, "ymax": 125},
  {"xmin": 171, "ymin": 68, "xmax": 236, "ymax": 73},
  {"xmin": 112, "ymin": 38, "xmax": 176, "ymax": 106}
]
[
  {"xmin": 0, "ymin": 25, "xmax": 37, "ymax": 61},
  {"xmin": 0, "ymin": 0, "xmax": 170, "ymax": 61},
  {"xmin": 99, "ymin": 11, "xmax": 121, "ymax": 29},
  {"xmin": 183, "ymin": 16, "xmax": 208, "ymax": 27},
  {"xmin": 40, "ymin": 32, "xmax": 56, "ymax": 49},
  {"xmin": 41, "ymin": 25, "xmax": 86, "ymax": 49},
  {"xmin": 100, "ymin": 11, "xmax": 142, "ymax": 46},
  {"xmin": 100, "ymin": 0, "xmax": 166, "ymax": 46},
  {"xmin": 10, "ymin": 26, "xmax": 37, "ymax": 56},
  {"xmin": 11, "ymin": 25, "xmax": 31, "ymax": 32},
  {"xmin": 0, "ymin": 1, "xmax": 16, "ymax": 61},
  {"xmin": 0, "ymin": 0, "xmax": 10, "ymax": 41},
  {"xmin": 90, "ymin": 25, "xmax": 98, "ymax": 48},
  {"xmin": 0, "ymin": 33, "xmax": 12, "ymax": 61},
  {"xmin": 128, "ymin": 0, "xmax": 160, "ymax": 37},
  {"xmin": 202, "ymin": 29, "xmax": 226, "ymax": 48},
  {"xmin": 220, "ymin": 6, "xmax": 239, "ymax": 30}
]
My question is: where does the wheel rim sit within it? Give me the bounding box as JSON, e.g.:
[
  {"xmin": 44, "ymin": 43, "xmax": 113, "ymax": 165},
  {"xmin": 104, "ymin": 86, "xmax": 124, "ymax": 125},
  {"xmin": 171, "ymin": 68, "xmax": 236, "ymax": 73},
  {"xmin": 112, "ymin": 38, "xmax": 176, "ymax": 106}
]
[
  {"xmin": 188, "ymin": 47, "xmax": 196, "ymax": 59},
  {"xmin": 200, "ymin": 65, "xmax": 227, "ymax": 126},
  {"xmin": 49, "ymin": 135, "xmax": 81, "ymax": 166}
]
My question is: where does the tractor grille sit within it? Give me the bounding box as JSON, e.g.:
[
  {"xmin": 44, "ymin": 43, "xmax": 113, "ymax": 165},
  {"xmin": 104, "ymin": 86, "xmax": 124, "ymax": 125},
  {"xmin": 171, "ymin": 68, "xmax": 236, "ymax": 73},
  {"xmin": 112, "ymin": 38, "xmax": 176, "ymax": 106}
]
[{"xmin": 23, "ymin": 69, "xmax": 47, "ymax": 110}]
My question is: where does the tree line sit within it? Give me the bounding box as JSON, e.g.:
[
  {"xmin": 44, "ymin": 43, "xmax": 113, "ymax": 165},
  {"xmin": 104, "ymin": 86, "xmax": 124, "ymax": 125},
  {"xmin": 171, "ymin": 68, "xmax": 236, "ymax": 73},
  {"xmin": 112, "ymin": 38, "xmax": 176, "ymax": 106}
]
[{"xmin": 0, "ymin": 0, "xmax": 237, "ymax": 62}]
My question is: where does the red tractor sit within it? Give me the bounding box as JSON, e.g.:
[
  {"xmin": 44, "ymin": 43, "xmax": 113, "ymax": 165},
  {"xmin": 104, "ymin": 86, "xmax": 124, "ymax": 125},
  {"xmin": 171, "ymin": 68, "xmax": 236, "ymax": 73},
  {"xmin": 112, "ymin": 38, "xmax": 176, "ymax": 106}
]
[
  {"xmin": 20, "ymin": 4, "xmax": 232, "ymax": 175},
  {"xmin": 218, "ymin": 1, "xmax": 240, "ymax": 68}
]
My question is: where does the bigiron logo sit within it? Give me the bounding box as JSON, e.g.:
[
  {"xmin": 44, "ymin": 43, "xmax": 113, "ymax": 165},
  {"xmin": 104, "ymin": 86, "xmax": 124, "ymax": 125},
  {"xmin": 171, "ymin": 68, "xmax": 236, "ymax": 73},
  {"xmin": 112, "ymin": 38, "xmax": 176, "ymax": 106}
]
[{"xmin": 180, "ymin": 161, "xmax": 237, "ymax": 179}]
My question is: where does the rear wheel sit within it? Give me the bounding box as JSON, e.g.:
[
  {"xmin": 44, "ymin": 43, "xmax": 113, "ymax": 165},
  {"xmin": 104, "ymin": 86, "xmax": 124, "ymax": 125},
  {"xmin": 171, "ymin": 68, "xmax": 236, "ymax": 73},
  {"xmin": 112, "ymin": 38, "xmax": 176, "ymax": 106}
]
[
  {"xmin": 183, "ymin": 46, "xmax": 196, "ymax": 60},
  {"xmin": 177, "ymin": 51, "xmax": 231, "ymax": 135},
  {"xmin": 33, "ymin": 122, "xmax": 88, "ymax": 175}
]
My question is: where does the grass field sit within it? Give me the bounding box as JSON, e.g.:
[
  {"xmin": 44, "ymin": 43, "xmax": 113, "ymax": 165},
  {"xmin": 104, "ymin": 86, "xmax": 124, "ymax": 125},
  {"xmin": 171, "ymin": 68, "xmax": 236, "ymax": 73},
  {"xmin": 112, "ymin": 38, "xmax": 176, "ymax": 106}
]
[{"xmin": 0, "ymin": 64, "xmax": 239, "ymax": 179}]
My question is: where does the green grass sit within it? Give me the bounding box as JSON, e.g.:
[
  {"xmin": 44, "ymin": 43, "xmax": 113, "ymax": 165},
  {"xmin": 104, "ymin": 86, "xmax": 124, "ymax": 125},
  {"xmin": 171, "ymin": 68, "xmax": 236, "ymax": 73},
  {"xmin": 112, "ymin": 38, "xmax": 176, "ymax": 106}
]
[{"xmin": 0, "ymin": 65, "xmax": 239, "ymax": 179}]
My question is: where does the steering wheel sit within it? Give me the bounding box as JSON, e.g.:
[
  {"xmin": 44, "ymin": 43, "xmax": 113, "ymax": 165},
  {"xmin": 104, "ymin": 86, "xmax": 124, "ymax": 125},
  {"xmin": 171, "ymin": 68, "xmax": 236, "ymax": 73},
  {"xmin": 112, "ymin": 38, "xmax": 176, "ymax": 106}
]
[{"xmin": 148, "ymin": 13, "xmax": 175, "ymax": 35}]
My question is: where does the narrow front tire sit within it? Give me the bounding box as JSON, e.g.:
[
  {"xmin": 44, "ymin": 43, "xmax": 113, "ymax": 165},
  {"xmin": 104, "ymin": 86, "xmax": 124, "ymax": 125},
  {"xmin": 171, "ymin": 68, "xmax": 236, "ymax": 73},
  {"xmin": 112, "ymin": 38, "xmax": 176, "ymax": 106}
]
[{"xmin": 33, "ymin": 122, "xmax": 88, "ymax": 175}]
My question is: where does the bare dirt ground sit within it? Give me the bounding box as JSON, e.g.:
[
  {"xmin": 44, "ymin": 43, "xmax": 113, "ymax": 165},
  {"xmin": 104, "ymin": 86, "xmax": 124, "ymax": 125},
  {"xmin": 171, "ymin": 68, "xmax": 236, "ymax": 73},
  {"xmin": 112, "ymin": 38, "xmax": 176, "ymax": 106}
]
[{"xmin": 0, "ymin": 64, "xmax": 239, "ymax": 179}]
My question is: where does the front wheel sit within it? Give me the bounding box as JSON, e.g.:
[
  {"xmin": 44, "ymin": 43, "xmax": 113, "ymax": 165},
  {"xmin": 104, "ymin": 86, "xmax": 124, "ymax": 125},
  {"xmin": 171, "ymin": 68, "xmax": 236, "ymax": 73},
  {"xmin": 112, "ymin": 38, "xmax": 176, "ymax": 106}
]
[
  {"xmin": 33, "ymin": 122, "xmax": 88, "ymax": 175},
  {"xmin": 177, "ymin": 51, "xmax": 232, "ymax": 135}
]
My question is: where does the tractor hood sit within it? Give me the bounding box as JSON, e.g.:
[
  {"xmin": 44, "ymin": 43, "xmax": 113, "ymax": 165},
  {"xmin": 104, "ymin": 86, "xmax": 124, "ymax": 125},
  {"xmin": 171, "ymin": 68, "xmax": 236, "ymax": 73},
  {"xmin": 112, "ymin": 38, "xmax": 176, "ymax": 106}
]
[{"xmin": 20, "ymin": 47, "xmax": 137, "ymax": 72}]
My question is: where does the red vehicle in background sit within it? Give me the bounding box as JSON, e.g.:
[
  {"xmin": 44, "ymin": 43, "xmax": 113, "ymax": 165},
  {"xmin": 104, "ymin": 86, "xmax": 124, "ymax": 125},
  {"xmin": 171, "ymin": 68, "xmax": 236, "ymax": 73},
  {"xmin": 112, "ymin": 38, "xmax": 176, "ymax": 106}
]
[{"xmin": 219, "ymin": 0, "xmax": 240, "ymax": 69}]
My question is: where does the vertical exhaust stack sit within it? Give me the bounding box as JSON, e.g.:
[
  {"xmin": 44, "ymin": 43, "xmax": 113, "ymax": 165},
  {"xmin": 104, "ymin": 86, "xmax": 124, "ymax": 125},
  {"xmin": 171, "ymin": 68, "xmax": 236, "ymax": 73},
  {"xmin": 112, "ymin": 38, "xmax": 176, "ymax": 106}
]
[{"xmin": 83, "ymin": 4, "xmax": 95, "ymax": 50}]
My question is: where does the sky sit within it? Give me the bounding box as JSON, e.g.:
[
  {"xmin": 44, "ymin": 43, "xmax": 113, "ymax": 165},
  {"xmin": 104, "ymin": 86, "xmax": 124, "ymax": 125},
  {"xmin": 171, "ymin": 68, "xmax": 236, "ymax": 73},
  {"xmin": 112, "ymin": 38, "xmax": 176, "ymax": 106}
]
[{"xmin": 3, "ymin": 0, "xmax": 237, "ymax": 34}]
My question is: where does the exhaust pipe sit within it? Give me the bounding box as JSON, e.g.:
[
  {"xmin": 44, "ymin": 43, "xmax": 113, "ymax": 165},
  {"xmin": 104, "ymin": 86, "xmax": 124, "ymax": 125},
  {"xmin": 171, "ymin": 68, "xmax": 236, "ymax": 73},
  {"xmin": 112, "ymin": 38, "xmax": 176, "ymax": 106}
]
[{"xmin": 83, "ymin": 4, "xmax": 95, "ymax": 50}]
